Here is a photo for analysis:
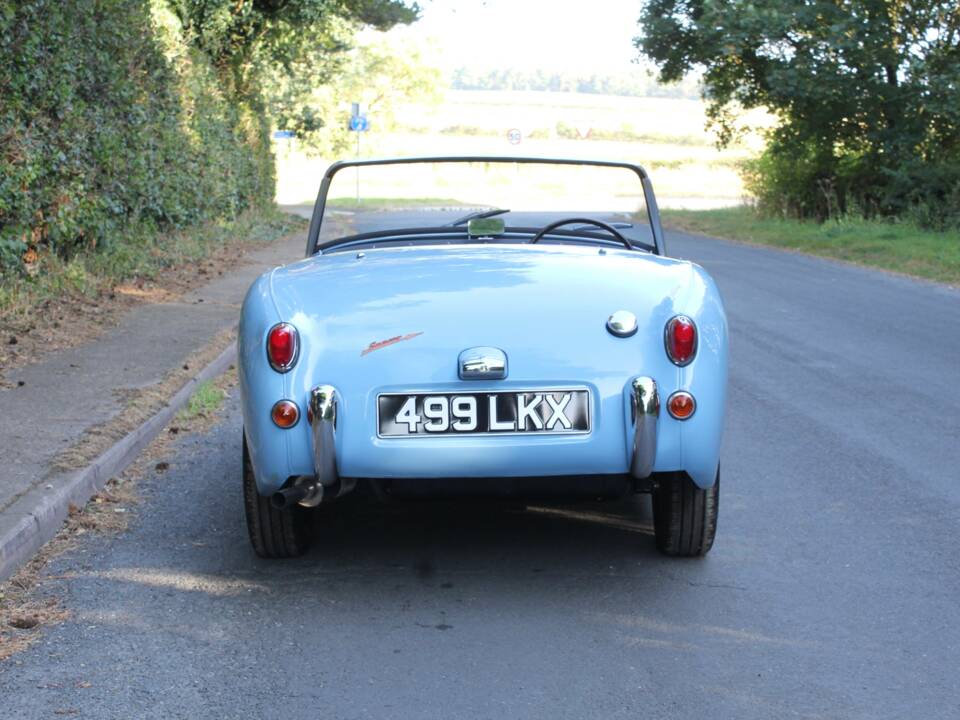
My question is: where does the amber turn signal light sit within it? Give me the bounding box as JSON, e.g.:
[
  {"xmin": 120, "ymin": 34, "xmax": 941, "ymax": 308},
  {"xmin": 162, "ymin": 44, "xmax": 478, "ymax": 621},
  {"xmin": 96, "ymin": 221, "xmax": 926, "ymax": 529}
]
[
  {"xmin": 667, "ymin": 391, "xmax": 696, "ymax": 420},
  {"xmin": 271, "ymin": 400, "xmax": 300, "ymax": 428}
]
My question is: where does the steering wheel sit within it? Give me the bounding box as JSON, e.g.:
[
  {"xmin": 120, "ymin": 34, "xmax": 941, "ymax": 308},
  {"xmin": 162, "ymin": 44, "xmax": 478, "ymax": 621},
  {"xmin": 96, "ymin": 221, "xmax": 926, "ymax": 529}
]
[{"xmin": 528, "ymin": 217, "xmax": 633, "ymax": 250}]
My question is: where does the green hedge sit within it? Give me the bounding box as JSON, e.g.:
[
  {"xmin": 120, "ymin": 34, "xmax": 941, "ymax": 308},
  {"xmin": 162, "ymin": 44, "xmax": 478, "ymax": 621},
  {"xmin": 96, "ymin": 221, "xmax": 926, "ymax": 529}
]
[
  {"xmin": 0, "ymin": 0, "xmax": 274, "ymax": 270},
  {"xmin": 742, "ymin": 140, "xmax": 960, "ymax": 230}
]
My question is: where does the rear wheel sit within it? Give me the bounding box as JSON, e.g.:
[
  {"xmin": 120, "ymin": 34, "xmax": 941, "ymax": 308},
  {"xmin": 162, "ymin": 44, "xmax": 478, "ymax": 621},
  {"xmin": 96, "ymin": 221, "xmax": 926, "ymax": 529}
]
[
  {"xmin": 242, "ymin": 433, "xmax": 309, "ymax": 558},
  {"xmin": 652, "ymin": 469, "xmax": 719, "ymax": 557}
]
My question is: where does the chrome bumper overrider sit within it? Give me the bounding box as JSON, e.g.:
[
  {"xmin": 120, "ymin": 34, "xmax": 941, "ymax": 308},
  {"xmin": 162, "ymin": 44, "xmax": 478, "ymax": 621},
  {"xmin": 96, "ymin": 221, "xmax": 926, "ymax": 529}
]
[
  {"xmin": 309, "ymin": 385, "xmax": 339, "ymax": 487},
  {"xmin": 627, "ymin": 376, "xmax": 659, "ymax": 479}
]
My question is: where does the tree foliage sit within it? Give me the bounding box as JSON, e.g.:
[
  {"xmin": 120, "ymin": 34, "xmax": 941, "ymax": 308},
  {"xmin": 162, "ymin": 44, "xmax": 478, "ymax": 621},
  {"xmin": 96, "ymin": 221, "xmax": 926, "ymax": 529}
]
[
  {"xmin": 165, "ymin": 0, "xmax": 421, "ymax": 156},
  {"xmin": 274, "ymin": 32, "xmax": 441, "ymax": 156},
  {"xmin": 166, "ymin": 1, "xmax": 419, "ymax": 101},
  {"xmin": 636, "ymin": 1, "xmax": 960, "ymax": 225},
  {"xmin": 0, "ymin": 0, "xmax": 273, "ymax": 270},
  {"xmin": 0, "ymin": 0, "xmax": 418, "ymax": 272}
]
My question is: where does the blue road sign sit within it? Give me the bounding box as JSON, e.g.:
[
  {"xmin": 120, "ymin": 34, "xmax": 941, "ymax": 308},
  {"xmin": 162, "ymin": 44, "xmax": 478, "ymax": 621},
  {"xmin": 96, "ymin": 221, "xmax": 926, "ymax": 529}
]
[
  {"xmin": 273, "ymin": 130, "xmax": 295, "ymax": 139},
  {"xmin": 349, "ymin": 114, "xmax": 370, "ymax": 132}
]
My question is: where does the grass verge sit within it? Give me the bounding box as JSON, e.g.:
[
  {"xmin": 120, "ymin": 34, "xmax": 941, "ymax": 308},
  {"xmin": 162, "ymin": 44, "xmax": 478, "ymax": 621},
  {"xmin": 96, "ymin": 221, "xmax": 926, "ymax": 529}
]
[
  {"xmin": 51, "ymin": 328, "xmax": 236, "ymax": 473},
  {"xmin": 661, "ymin": 206, "xmax": 960, "ymax": 285}
]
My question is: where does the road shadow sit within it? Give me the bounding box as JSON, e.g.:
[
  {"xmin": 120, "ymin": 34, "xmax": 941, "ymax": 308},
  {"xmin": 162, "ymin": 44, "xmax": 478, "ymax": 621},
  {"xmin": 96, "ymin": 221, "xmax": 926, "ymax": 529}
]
[
  {"xmin": 54, "ymin": 414, "xmax": 701, "ymax": 615},
  {"xmin": 283, "ymin": 488, "xmax": 664, "ymax": 578}
]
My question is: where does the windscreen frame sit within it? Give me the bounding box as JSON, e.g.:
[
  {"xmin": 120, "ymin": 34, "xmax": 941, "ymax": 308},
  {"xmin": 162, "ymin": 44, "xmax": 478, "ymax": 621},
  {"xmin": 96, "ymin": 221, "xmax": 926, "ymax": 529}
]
[{"xmin": 305, "ymin": 156, "xmax": 667, "ymax": 256}]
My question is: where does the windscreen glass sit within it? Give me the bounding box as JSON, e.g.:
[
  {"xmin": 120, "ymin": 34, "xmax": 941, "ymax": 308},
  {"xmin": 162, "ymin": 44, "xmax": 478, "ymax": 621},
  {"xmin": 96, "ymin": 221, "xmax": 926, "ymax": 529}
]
[{"xmin": 317, "ymin": 160, "xmax": 653, "ymax": 248}]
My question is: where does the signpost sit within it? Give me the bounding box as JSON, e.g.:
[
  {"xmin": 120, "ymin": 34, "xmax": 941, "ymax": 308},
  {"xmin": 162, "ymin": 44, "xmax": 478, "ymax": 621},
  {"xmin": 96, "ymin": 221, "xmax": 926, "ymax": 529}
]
[
  {"xmin": 349, "ymin": 103, "xmax": 370, "ymax": 203},
  {"xmin": 272, "ymin": 130, "xmax": 294, "ymax": 162},
  {"xmin": 348, "ymin": 114, "xmax": 370, "ymax": 132}
]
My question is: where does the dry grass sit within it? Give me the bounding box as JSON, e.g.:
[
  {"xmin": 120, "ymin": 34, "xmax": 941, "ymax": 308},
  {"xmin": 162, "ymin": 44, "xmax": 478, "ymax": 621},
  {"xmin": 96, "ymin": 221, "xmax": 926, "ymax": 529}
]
[
  {"xmin": 0, "ymin": 476, "xmax": 138, "ymax": 661},
  {"xmin": 0, "ymin": 364, "xmax": 238, "ymax": 662},
  {"xmin": 0, "ymin": 291, "xmax": 141, "ymax": 391},
  {"xmin": 49, "ymin": 327, "xmax": 236, "ymax": 475}
]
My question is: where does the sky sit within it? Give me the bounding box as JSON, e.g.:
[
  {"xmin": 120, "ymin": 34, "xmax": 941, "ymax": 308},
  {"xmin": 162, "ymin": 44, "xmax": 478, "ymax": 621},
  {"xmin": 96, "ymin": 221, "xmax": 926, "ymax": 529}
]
[{"xmin": 403, "ymin": 0, "xmax": 646, "ymax": 74}]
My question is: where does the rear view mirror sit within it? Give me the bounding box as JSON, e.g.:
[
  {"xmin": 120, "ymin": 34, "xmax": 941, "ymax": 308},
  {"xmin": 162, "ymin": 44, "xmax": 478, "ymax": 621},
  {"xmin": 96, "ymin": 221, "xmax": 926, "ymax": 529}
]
[{"xmin": 467, "ymin": 217, "xmax": 505, "ymax": 237}]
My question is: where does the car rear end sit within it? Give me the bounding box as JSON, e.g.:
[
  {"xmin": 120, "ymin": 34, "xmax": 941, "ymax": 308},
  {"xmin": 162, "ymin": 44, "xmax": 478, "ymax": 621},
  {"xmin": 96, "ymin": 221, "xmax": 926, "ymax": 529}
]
[
  {"xmin": 239, "ymin": 243, "xmax": 727, "ymax": 498},
  {"xmin": 238, "ymin": 156, "xmax": 727, "ymax": 559}
]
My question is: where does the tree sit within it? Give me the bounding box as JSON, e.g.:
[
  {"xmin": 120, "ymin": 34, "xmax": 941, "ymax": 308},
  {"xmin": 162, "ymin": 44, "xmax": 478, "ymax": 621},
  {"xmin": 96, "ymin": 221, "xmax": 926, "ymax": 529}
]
[
  {"xmin": 269, "ymin": 31, "xmax": 443, "ymax": 156},
  {"xmin": 166, "ymin": 0, "xmax": 420, "ymax": 97},
  {"xmin": 165, "ymin": 1, "xmax": 421, "ymax": 128},
  {"xmin": 636, "ymin": 1, "xmax": 960, "ymax": 224}
]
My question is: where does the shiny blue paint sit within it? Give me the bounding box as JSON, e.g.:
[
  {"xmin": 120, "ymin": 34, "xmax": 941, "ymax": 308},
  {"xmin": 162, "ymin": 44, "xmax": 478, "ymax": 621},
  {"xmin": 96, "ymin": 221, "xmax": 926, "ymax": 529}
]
[{"xmin": 239, "ymin": 242, "xmax": 728, "ymax": 494}]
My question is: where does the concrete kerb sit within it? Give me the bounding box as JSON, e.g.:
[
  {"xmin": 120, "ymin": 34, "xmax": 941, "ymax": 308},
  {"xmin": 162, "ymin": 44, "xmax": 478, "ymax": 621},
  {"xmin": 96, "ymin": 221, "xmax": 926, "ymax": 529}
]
[{"xmin": 0, "ymin": 339, "xmax": 238, "ymax": 581}]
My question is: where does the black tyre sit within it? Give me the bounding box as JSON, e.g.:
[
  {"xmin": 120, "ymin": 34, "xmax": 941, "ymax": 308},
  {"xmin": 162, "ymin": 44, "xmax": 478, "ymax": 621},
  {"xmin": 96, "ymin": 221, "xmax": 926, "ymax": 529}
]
[
  {"xmin": 652, "ymin": 469, "xmax": 719, "ymax": 557},
  {"xmin": 242, "ymin": 433, "xmax": 309, "ymax": 558}
]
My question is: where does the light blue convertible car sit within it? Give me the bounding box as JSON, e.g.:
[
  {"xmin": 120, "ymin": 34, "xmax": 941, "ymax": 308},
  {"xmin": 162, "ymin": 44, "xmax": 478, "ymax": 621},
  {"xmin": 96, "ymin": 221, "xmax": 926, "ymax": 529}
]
[{"xmin": 239, "ymin": 157, "xmax": 727, "ymax": 558}]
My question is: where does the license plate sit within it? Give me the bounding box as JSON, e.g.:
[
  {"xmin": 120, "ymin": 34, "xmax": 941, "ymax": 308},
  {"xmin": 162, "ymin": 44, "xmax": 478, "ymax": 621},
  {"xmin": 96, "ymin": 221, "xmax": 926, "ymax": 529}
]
[{"xmin": 377, "ymin": 390, "xmax": 591, "ymax": 437}]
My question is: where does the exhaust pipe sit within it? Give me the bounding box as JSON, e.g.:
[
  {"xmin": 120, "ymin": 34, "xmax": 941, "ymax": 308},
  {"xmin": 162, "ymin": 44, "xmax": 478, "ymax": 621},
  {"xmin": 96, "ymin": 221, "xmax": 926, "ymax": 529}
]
[{"xmin": 271, "ymin": 478, "xmax": 323, "ymax": 509}]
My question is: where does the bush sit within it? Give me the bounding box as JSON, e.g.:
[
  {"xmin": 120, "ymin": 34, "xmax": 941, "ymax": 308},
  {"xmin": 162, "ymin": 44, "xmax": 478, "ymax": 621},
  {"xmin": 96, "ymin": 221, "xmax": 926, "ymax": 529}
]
[
  {"xmin": 555, "ymin": 121, "xmax": 580, "ymax": 140},
  {"xmin": 638, "ymin": 0, "xmax": 960, "ymax": 231},
  {"xmin": 742, "ymin": 140, "xmax": 838, "ymax": 221},
  {"xmin": 884, "ymin": 161, "xmax": 960, "ymax": 231},
  {"xmin": 0, "ymin": 0, "xmax": 274, "ymax": 272},
  {"xmin": 744, "ymin": 138, "xmax": 960, "ymax": 231}
]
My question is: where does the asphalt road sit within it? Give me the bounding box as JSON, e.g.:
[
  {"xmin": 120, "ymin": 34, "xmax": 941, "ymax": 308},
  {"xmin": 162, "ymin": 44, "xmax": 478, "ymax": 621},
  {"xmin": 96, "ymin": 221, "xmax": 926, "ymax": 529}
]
[{"xmin": 1, "ymin": 226, "xmax": 958, "ymax": 719}]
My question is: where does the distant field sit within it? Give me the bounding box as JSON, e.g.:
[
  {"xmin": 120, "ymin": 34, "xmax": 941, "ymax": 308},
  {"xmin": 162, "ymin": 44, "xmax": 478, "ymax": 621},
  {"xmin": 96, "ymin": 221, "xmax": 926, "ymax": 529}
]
[
  {"xmin": 326, "ymin": 197, "xmax": 467, "ymax": 210},
  {"xmin": 275, "ymin": 90, "xmax": 767, "ymax": 209}
]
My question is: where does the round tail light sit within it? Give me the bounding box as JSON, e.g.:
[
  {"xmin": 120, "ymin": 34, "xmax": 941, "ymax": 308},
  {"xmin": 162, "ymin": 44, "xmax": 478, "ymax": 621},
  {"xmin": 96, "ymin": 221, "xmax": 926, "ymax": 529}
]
[
  {"xmin": 665, "ymin": 315, "xmax": 697, "ymax": 366},
  {"xmin": 271, "ymin": 400, "xmax": 300, "ymax": 428},
  {"xmin": 267, "ymin": 323, "xmax": 299, "ymax": 372},
  {"xmin": 667, "ymin": 391, "xmax": 696, "ymax": 420}
]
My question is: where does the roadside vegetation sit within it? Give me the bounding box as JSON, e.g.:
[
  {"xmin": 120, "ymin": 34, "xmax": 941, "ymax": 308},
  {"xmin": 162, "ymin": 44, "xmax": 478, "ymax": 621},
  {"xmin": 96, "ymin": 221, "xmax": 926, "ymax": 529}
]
[
  {"xmin": 0, "ymin": 0, "xmax": 418, "ymax": 299},
  {"xmin": 1, "ymin": 0, "xmax": 275, "ymax": 274},
  {"xmin": 177, "ymin": 379, "xmax": 229, "ymax": 426},
  {"xmin": 0, "ymin": 210, "xmax": 301, "ymax": 313},
  {"xmin": 662, "ymin": 207, "xmax": 960, "ymax": 285},
  {"xmin": 637, "ymin": 1, "xmax": 960, "ymax": 230}
]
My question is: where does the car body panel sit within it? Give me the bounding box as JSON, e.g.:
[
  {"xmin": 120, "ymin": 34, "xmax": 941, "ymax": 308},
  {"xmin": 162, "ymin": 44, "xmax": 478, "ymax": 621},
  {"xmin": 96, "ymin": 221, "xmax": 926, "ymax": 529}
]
[{"xmin": 239, "ymin": 240, "xmax": 727, "ymax": 493}]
